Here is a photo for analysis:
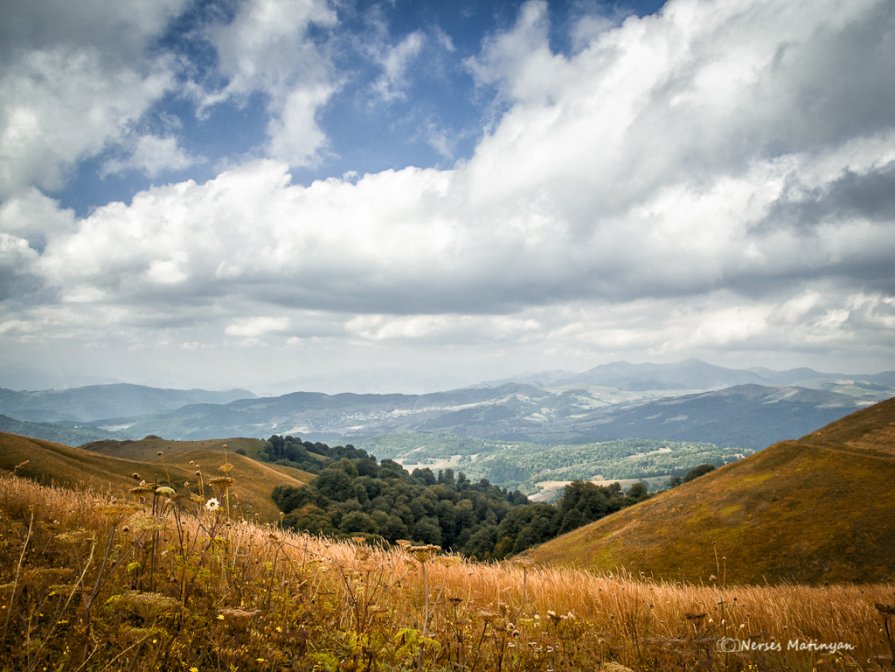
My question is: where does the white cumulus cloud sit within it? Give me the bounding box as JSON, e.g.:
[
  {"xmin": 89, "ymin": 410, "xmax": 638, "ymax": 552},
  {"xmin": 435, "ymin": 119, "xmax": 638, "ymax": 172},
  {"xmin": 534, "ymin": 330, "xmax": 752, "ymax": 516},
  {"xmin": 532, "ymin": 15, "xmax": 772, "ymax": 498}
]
[
  {"xmin": 0, "ymin": 0, "xmax": 189, "ymax": 199},
  {"xmin": 3, "ymin": 0, "xmax": 895, "ymax": 389},
  {"xmin": 204, "ymin": 0, "xmax": 338, "ymax": 167}
]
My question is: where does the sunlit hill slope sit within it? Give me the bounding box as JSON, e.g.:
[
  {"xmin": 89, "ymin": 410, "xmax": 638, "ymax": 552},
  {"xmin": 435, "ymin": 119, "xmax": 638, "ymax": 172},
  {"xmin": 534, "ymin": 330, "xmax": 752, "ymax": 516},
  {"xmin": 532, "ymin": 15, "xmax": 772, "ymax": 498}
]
[
  {"xmin": 528, "ymin": 396, "xmax": 895, "ymax": 584},
  {"xmin": 0, "ymin": 433, "xmax": 313, "ymax": 521}
]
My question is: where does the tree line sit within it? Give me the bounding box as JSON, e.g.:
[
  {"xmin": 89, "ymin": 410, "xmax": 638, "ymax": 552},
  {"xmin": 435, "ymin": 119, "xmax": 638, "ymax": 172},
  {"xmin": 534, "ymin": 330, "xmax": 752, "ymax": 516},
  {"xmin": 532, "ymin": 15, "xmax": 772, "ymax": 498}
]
[{"xmin": 263, "ymin": 435, "xmax": 649, "ymax": 559}]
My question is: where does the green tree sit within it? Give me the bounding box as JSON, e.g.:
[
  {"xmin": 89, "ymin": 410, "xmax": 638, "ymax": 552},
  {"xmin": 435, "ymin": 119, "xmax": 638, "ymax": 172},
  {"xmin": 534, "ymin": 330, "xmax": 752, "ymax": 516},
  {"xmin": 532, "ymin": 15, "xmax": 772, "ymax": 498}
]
[
  {"xmin": 340, "ymin": 510, "xmax": 378, "ymax": 534},
  {"xmin": 683, "ymin": 464, "xmax": 716, "ymax": 482},
  {"xmin": 413, "ymin": 516, "xmax": 442, "ymax": 545},
  {"xmin": 285, "ymin": 504, "xmax": 333, "ymax": 535}
]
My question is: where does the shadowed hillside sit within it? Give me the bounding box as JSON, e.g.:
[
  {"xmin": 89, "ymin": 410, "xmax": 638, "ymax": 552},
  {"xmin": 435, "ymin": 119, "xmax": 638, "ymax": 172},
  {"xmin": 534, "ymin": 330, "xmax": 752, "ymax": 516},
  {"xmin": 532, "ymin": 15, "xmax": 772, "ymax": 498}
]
[
  {"xmin": 528, "ymin": 397, "xmax": 895, "ymax": 584},
  {"xmin": 0, "ymin": 433, "xmax": 313, "ymax": 520}
]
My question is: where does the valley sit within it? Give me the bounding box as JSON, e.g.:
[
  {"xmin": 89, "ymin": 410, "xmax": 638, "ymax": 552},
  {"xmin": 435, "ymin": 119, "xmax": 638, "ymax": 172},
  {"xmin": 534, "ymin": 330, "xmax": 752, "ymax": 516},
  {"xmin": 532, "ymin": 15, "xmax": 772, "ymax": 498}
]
[{"xmin": 0, "ymin": 372, "xmax": 893, "ymax": 670}]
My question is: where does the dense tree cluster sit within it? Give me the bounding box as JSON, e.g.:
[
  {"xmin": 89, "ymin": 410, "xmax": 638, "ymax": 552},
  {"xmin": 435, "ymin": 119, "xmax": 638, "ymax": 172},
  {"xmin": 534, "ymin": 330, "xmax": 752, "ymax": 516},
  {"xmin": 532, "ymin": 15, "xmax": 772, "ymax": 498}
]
[
  {"xmin": 264, "ymin": 435, "xmax": 649, "ymax": 559},
  {"xmin": 667, "ymin": 463, "xmax": 717, "ymax": 487}
]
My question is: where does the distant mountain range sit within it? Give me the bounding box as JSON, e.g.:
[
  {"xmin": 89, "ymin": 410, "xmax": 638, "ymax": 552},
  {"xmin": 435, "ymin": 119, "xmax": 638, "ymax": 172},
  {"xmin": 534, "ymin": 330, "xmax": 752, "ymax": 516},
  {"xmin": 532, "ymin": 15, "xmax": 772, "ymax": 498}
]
[
  {"xmin": 79, "ymin": 383, "xmax": 863, "ymax": 450},
  {"xmin": 0, "ymin": 360, "xmax": 892, "ymax": 451},
  {"xmin": 0, "ymin": 383, "xmax": 255, "ymax": 423},
  {"xmin": 489, "ymin": 357, "xmax": 895, "ymax": 393}
]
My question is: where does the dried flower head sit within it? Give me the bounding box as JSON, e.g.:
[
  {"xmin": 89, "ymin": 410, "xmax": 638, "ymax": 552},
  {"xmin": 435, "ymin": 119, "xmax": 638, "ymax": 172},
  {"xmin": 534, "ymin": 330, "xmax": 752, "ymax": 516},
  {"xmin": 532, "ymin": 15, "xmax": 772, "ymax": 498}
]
[
  {"xmin": 435, "ymin": 555, "xmax": 462, "ymax": 567},
  {"xmin": 478, "ymin": 609, "xmax": 500, "ymax": 623},
  {"xmin": 154, "ymin": 486, "xmax": 176, "ymax": 498},
  {"xmin": 408, "ymin": 544, "xmax": 440, "ymax": 564},
  {"xmin": 216, "ymin": 608, "xmax": 260, "ymax": 628},
  {"xmin": 105, "ymin": 590, "xmax": 179, "ymax": 621},
  {"xmin": 127, "ymin": 511, "xmax": 165, "ymax": 533}
]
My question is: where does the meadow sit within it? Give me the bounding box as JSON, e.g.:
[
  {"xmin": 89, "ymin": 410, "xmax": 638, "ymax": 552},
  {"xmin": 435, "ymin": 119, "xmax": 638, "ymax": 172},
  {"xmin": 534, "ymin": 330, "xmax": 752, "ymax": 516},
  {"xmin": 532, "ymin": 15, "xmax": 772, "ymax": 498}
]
[{"xmin": 1, "ymin": 467, "xmax": 893, "ymax": 672}]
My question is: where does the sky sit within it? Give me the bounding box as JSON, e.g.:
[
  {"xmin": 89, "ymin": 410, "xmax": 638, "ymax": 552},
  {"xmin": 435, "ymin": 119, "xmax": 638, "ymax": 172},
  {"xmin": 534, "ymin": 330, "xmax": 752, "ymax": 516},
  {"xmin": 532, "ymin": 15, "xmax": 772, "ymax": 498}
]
[{"xmin": 1, "ymin": 0, "xmax": 894, "ymax": 395}]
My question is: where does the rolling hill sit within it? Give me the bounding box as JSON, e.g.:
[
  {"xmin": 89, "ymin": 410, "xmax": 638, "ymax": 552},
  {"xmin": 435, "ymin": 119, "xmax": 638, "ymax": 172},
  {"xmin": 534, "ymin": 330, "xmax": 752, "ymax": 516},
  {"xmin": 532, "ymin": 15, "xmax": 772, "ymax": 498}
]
[
  {"xmin": 527, "ymin": 396, "xmax": 895, "ymax": 584},
  {"xmin": 0, "ymin": 433, "xmax": 313, "ymax": 521}
]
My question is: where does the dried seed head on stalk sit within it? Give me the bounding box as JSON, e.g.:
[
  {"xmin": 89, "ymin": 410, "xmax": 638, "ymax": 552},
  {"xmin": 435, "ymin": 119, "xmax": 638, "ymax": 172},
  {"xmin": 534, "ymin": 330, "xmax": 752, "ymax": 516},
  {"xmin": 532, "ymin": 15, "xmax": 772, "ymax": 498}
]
[
  {"xmin": 19, "ymin": 567, "xmax": 75, "ymax": 590},
  {"xmin": 478, "ymin": 609, "xmax": 500, "ymax": 623},
  {"xmin": 128, "ymin": 511, "xmax": 166, "ymax": 532},
  {"xmin": 104, "ymin": 590, "xmax": 180, "ymax": 622},
  {"xmin": 217, "ymin": 608, "xmax": 260, "ymax": 628},
  {"xmin": 408, "ymin": 544, "xmax": 441, "ymax": 564},
  {"xmin": 435, "ymin": 555, "xmax": 462, "ymax": 567}
]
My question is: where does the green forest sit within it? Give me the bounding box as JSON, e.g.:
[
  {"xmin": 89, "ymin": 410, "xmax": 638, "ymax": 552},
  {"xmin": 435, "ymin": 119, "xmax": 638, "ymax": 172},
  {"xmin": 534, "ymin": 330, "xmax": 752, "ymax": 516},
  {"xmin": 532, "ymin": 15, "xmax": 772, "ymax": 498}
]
[
  {"xmin": 357, "ymin": 432, "xmax": 750, "ymax": 493},
  {"xmin": 262, "ymin": 435, "xmax": 650, "ymax": 559}
]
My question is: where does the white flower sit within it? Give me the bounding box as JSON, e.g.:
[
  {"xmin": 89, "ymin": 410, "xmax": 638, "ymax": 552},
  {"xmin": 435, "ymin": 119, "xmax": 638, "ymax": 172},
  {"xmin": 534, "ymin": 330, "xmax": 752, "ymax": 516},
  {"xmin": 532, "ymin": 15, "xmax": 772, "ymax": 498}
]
[{"xmin": 205, "ymin": 497, "xmax": 220, "ymax": 511}]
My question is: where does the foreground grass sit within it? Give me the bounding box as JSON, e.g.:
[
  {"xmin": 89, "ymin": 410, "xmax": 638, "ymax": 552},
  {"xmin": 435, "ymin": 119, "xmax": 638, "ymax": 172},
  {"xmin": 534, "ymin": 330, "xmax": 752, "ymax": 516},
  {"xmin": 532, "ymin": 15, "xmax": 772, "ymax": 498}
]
[{"xmin": 0, "ymin": 472, "xmax": 893, "ymax": 671}]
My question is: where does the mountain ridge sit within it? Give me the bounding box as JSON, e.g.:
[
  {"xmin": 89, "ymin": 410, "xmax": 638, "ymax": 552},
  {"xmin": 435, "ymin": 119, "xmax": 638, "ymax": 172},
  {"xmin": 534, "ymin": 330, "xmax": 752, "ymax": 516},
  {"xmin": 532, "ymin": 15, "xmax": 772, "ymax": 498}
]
[{"xmin": 0, "ymin": 383, "xmax": 256, "ymax": 423}]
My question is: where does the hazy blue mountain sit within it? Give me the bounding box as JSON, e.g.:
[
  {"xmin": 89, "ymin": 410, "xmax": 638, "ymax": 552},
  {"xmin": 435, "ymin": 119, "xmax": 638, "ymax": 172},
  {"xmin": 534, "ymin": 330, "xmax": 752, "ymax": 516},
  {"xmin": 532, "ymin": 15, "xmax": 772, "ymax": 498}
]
[
  {"xmin": 548, "ymin": 384, "xmax": 861, "ymax": 449},
  {"xmin": 516, "ymin": 359, "xmax": 895, "ymax": 395},
  {"xmin": 93, "ymin": 383, "xmax": 553, "ymax": 440},
  {"xmin": 2, "ymin": 361, "xmax": 890, "ymax": 455},
  {"xmin": 550, "ymin": 358, "xmax": 763, "ymax": 390},
  {"xmin": 0, "ymin": 384, "xmax": 255, "ymax": 423},
  {"xmin": 0, "ymin": 414, "xmax": 120, "ymax": 445},
  {"xmin": 80, "ymin": 382, "xmax": 866, "ymax": 450}
]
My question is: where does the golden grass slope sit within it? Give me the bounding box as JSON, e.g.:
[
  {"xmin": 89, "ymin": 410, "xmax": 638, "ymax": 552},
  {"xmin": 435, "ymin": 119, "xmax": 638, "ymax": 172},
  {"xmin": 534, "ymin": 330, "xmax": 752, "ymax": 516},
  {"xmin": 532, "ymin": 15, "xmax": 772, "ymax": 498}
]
[
  {"xmin": 529, "ymin": 397, "xmax": 895, "ymax": 585},
  {"xmin": 1, "ymin": 472, "xmax": 893, "ymax": 671},
  {"xmin": 0, "ymin": 432, "xmax": 313, "ymax": 521}
]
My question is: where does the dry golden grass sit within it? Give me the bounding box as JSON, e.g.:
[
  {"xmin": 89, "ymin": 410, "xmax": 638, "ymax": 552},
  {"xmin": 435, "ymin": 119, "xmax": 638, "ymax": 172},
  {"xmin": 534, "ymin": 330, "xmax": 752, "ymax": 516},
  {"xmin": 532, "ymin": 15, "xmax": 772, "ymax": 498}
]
[
  {"xmin": 1, "ymin": 472, "xmax": 893, "ymax": 671},
  {"xmin": 0, "ymin": 432, "xmax": 314, "ymax": 521},
  {"xmin": 530, "ymin": 397, "xmax": 895, "ymax": 585}
]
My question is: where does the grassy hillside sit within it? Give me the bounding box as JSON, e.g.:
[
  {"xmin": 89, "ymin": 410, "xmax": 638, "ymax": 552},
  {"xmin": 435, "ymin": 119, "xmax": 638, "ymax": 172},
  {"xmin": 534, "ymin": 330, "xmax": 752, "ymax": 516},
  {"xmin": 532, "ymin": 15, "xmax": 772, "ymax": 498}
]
[
  {"xmin": 528, "ymin": 397, "xmax": 895, "ymax": 584},
  {"xmin": 0, "ymin": 433, "xmax": 313, "ymax": 521},
  {"xmin": 0, "ymin": 472, "xmax": 892, "ymax": 671}
]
